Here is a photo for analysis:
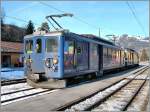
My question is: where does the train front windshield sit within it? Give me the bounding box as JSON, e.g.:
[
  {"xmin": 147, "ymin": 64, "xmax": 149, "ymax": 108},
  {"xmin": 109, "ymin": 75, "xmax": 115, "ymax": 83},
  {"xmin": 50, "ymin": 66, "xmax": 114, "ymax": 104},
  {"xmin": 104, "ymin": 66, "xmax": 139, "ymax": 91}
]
[
  {"xmin": 46, "ymin": 38, "xmax": 58, "ymax": 54},
  {"xmin": 25, "ymin": 40, "xmax": 33, "ymax": 54}
]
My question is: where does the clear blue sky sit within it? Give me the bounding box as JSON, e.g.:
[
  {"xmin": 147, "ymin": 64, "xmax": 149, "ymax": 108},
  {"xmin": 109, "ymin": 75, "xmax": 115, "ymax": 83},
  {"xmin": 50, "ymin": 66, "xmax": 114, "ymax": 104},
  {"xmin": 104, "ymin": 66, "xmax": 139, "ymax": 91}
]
[{"xmin": 2, "ymin": 1, "xmax": 149, "ymax": 38}]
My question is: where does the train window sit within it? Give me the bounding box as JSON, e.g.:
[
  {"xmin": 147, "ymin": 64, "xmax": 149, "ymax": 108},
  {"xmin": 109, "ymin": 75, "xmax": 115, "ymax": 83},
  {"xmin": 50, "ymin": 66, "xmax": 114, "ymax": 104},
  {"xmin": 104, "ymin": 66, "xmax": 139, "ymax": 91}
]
[
  {"xmin": 112, "ymin": 49, "xmax": 114, "ymax": 58},
  {"xmin": 106, "ymin": 48, "xmax": 108, "ymax": 57},
  {"xmin": 64, "ymin": 40, "xmax": 74, "ymax": 69},
  {"xmin": 103, "ymin": 48, "xmax": 107, "ymax": 56},
  {"xmin": 77, "ymin": 42, "xmax": 87, "ymax": 55},
  {"xmin": 25, "ymin": 40, "xmax": 33, "ymax": 54},
  {"xmin": 113, "ymin": 50, "xmax": 116, "ymax": 59},
  {"xmin": 36, "ymin": 39, "xmax": 42, "ymax": 53},
  {"xmin": 68, "ymin": 41, "xmax": 74, "ymax": 54},
  {"xmin": 46, "ymin": 38, "xmax": 58, "ymax": 53},
  {"xmin": 91, "ymin": 44, "xmax": 98, "ymax": 55},
  {"xmin": 77, "ymin": 47, "xmax": 81, "ymax": 54},
  {"xmin": 64, "ymin": 38, "xmax": 74, "ymax": 54},
  {"xmin": 108, "ymin": 48, "xmax": 111, "ymax": 58},
  {"xmin": 115, "ymin": 50, "xmax": 117, "ymax": 58},
  {"xmin": 116, "ymin": 50, "xmax": 118, "ymax": 58}
]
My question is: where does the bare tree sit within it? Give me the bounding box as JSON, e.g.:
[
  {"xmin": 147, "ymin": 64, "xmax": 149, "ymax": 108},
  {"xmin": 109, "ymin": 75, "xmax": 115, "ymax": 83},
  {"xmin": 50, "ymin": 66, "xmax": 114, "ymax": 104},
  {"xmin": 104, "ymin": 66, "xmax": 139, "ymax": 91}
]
[
  {"xmin": 140, "ymin": 48, "xmax": 149, "ymax": 61},
  {"xmin": 38, "ymin": 22, "xmax": 50, "ymax": 32}
]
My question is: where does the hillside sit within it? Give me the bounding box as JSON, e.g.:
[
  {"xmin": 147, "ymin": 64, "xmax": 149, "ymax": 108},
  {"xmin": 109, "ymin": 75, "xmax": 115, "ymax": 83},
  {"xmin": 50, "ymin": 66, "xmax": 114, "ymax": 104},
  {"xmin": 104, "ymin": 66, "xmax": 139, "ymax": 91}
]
[
  {"xmin": 1, "ymin": 24, "xmax": 26, "ymax": 42},
  {"xmin": 115, "ymin": 35, "xmax": 149, "ymax": 52}
]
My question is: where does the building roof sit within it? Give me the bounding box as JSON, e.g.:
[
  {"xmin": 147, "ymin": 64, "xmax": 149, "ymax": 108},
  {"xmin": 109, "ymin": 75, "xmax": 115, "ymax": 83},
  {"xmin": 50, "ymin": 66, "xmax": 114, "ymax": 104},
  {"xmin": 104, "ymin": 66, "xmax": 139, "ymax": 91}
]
[{"xmin": 1, "ymin": 41, "xmax": 23, "ymax": 53}]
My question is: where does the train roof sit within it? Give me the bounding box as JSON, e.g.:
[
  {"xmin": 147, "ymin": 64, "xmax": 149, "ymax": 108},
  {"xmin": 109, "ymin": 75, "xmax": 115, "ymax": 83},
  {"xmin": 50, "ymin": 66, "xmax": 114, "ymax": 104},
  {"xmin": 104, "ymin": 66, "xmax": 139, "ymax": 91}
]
[
  {"xmin": 125, "ymin": 48, "xmax": 138, "ymax": 53},
  {"xmin": 24, "ymin": 30, "xmax": 121, "ymax": 49},
  {"xmin": 24, "ymin": 30, "xmax": 113, "ymax": 46},
  {"xmin": 67, "ymin": 32, "xmax": 122, "ymax": 49},
  {"xmin": 24, "ymin": 30, "xmax": 65, "ymax": 39},
  {"xmin": 80, "ymin": 34, "xmax": 114, "ymax": 46}
]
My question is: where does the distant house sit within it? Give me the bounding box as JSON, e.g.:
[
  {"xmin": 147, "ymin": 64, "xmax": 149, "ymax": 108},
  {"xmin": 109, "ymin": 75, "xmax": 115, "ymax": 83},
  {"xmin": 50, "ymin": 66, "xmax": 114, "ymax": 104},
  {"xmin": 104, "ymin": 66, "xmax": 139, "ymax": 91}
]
[{"xmin": 1, "ymin": 41, "xmax": 24, "ymax": 67}]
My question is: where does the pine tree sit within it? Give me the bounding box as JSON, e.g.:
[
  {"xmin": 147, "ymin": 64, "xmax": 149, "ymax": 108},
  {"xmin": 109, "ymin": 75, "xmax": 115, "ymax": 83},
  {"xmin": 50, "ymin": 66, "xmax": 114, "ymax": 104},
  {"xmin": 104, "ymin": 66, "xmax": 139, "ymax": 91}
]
[{"xmin": 26, "ymin": 20, "xmax": 34, "ymax": 34}]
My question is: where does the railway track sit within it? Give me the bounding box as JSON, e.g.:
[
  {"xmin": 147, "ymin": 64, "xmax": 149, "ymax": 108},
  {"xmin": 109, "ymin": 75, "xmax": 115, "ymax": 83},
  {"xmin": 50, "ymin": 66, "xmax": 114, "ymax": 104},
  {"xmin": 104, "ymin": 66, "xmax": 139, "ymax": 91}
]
[
  {"xmin": 1, "ymin": 87, "xmax": 58, "ymax": 105},
  {"xmin": 1, "ymin": 81, "xmax": 59, "ymax": 105},
  {"xmin": 54, "ymin": 66, "xmax": 149, "ymax": 111},
  {"xmin": 1, "ymin": 78, "xmax": 26, "ymax": 86},
  {"xmin": 0, "ymin": 65, "xmax": 142, "ymax": 87},
  {"xmin": 1, "ymin": 66, "xmax": 148, "ymax": 107}
]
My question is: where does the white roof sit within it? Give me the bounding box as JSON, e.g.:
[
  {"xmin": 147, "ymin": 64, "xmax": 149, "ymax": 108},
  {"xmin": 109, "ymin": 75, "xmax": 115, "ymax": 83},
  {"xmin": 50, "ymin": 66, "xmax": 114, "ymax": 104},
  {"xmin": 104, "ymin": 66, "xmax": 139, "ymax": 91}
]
[{"xmin": 24, "ymin": 30, "xmax": 69, "ymax": 39}]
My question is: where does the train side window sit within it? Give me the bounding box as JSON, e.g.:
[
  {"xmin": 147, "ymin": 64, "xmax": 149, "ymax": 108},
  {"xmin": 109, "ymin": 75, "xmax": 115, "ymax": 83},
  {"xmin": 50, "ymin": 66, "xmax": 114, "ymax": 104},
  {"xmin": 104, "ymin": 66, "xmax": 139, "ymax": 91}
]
[
  {"xmin": 68, "ymin": 41, "xmax": 74, "ymax": 54},
  {"xmin": 103, "ymin": 48, "xmax": 107, "ymax": 56},
  {"xmin": 110, "ymin": 49, "xmax": 112, "ymax": 58},
  {"xmin": 91, "ymin": 44, "xmax": 98, "ymax": 55},
  {"xmin": 25, "ymin": 40, "xmax": 33, "ymax": 54},
  {"xmin": 112, "ymin": 49, "xmax": 115, "ymax": 58},
  {"xmin": 77, "ymin": 46, "xmax": 81, "ymax": 54},
  {"xmin": 108, "ymin": 48, "xmax": 111, "ymax": 58},
  {"xmin": 111, "ymin": 49, "xmax": 113, "ymax": 58},
  {"xmin": 114, "ymin": 50, "xmax": 116, "ymax": 58},
  {"xmin": 107, "ymin": 48, "xmax": 108, "ymax": 57},
  {"xmin": 64, "ymin": 41, "xmax": 74, "ymax": 55},
  {"xmin": 116, "ymin": 50, "xmax": 119, "ymax": 58},
  {"xmin": 36, "ymin": 39, "xmax": 42, "ymax": 53}
]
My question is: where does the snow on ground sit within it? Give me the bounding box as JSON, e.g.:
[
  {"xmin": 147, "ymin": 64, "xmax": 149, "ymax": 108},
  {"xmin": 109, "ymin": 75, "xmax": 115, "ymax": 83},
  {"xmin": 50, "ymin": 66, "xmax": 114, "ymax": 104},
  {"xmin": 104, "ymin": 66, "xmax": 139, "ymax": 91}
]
[
  {"xmin": 127, "ymin": 81, "xmax": 149, "ymax": 111},
  {"xmin": 1, "ymin": 83, "xmax": 32, "ymax": 95},
  {"xmin": 127, "ymin": 68, "xmax": 149, "ymax": 79},
  {"xmin": 139, "ymin": 61, "xmax": 149, "ymax": 66},
  {"xmin": 92, "ymin": 80, "xmax": 143, "ymax": 111},
  {"xmin": 1, "ymin": 89, "xmax": 59, "ymax": 106},
  {"xmin": 65, "ymin": 80, "xmax": 128, "ymax": 111},
  {"xmin": 1, "ymin": 88, "xmax": 46, "ymax": 101},
  {"xmin": 1, "ymin": 67, "xmax": 24, "ymax": 72},
  {"xmin": 1, "ymin": 67, "xmax": 25, "ymax": 80}
]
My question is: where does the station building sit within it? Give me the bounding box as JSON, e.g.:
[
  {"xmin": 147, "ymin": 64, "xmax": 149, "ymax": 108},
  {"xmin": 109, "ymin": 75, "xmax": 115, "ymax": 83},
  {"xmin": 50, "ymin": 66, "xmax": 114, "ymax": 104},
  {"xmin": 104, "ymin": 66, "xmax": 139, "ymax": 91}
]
[{"xmin": 1, "ymin": 41, "xmax": 24, "ymax": 67}]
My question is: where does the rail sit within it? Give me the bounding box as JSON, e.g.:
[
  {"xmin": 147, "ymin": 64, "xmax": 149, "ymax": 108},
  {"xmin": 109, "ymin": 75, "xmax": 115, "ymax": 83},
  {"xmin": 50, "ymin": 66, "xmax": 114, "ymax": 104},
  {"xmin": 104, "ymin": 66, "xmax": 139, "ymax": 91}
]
[
  {"xmin": 53, "ymin": 66, "xmax": 149, "ymax": 111},
  {"xmin": 1, "ymin": 78, "xmax": 26, "ymax": 86}
]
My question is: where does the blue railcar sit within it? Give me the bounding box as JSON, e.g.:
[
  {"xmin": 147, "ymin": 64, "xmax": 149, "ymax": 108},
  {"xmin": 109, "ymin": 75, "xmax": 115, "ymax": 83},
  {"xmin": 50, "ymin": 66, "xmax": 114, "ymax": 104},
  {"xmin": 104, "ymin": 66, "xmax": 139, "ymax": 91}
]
[{"xmin": 24, "ymin": 30, "xmax": 139, "ymax": 88}]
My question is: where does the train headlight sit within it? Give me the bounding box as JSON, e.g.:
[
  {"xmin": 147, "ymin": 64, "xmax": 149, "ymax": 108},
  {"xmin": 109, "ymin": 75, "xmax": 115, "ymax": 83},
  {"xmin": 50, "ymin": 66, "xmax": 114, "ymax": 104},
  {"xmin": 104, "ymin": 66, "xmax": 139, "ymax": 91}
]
[
  {"xmin": 24, "ymin": 59, "xmax": 27, "ymax": 64},
  {"xmin": 53, "ymin": 58, "xmax": 58, "ymax": 64},
  {"xmin": 45, "ymin": 58, "xmax": 51, "ymax": 68},
  {"xmin": 29, "ymin": 59, "xmax": 32, "ymax": 63}
]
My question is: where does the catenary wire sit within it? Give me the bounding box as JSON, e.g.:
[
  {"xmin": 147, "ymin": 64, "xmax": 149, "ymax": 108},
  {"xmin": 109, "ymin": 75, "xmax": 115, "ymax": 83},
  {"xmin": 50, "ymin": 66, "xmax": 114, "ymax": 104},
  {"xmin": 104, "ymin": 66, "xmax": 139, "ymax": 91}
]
[{"xmin": 126, "ymin": 1, "xmax": 146, "ymax": 37}]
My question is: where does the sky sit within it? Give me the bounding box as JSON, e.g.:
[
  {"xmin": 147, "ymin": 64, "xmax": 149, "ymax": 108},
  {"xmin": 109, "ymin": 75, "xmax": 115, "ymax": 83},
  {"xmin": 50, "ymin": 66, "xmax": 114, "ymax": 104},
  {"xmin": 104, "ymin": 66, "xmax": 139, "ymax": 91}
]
[{"xmin": 2, "ymin": 1, "xmax": 149, "ymax": 39}]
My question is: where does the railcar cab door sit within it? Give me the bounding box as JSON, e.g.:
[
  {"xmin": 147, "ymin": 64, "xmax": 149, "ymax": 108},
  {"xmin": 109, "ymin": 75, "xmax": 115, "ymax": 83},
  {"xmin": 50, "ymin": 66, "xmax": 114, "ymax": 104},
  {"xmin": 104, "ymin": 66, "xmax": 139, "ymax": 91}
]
[
  {"xmin": 32, "ymin": 37, "xmax": 45, "ymax": 73},
  {"xmin": 24, "ymin": 37, "xmax": 45, "ymax": 73},
  {"xmin": 24, "ymin": 39, "xmax": 33, "ymax": 75},
  {"xmin": 76, "ymin": 41, "xmax": 89, "ymax": 71},
  {"xmin": 64, "ymin": 35, "xmax": 88, "ymax": 75},
  {"xmin": 45, "ymin": 36, "xmax": 61, "ymax": 78},
  {"xmin": 64, "ymin": 36, "xmax": 76, "ymax": 73}
]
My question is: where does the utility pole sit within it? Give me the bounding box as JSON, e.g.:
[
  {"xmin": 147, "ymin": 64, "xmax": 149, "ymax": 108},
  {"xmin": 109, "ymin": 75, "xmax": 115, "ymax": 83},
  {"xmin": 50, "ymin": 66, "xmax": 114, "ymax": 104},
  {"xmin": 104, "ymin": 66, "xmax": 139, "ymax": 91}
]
[
  {"xmin": 112, "ymin": 36, "xmax": 117, "ymax": 44},
  {"xmin": 99, "ymin": 28, "xmax": 101, "ymax": 38}
]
